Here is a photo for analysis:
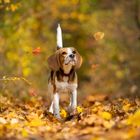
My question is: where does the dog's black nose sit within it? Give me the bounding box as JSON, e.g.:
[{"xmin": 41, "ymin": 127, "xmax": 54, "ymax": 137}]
[{"xmin": 69, "ymin": 54, "xmax": 75, "ymax": 58}]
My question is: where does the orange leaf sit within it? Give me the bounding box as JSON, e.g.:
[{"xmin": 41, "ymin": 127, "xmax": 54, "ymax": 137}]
[{"xmin": 32, "ymin": 47, "xmax": 41, "ymax": 55}]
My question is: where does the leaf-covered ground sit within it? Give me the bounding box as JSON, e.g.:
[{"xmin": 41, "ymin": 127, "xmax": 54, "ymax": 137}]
[{"xmin": 0, "ymin": 94, "xmax": 140, "ymax": 140}]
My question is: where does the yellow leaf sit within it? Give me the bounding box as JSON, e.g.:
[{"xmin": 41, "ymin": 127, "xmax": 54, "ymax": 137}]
[
  {"xmin": 7, "ymin": 112, "xmax": 17, "ymax": 118},
  {"xmin": 77, "ymin": 106, "xmax": 83, "ymax": 113},
  {"xmin": 99, "ymin": 111, "xmax": 112, "ymax": 120},
  {"xmin": 60, "ymin": 109, "xmax": 67, "ymax": 118},
  {"xmin": 22, "ymin": 129, "xmax": 28, "ymax": 137},
  {"xmin": 103, "ymin": 120, "xmax": 115, "ymax": 129},
  {"xmin": 122, "ymin": 103, "xmax": 131, "ymax": 112},
  {"xmin": 127, "ymin": 109, "xmax": 140, "ymax": 126},
  {"xmin": 94, "ymin": 32, "xmax": 104, "ymax": 41},
  {"xmin": 28, "ymin": 117, "xmax": 44, "ymax": 127}
]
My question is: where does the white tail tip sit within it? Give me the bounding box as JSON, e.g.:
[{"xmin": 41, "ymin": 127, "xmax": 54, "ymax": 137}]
[{"xmin": 57, "ymin": 24, "xmax": 63, "ymax": 49}]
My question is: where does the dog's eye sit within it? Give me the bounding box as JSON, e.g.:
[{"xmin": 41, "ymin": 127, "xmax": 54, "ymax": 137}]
[
  {"xmin": 62, "ymin": 52, "xmax": 67, "ymax": 55},
  {"xmin": 72, "ymin": 51, "xmax": 76, "ymax": 54}
]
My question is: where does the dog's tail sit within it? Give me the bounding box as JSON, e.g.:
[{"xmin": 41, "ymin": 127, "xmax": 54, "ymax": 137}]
[{"xmin": 57, "ymin": 24, "xmax": 63, "ymax": 49}]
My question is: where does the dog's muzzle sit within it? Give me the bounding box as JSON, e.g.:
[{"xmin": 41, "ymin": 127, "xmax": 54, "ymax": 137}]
[{"xmin": 64, "ymin": 55, "xmax": 76, "ymax": 65}]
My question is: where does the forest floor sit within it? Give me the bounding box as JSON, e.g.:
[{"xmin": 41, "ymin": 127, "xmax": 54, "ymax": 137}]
[{"xmin": 0, "ymin": 94, "xmax": 140, "ymax": 140}]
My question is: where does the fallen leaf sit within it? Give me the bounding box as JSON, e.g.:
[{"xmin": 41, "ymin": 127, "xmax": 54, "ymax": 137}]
[
  {"xmin": 27, "ymin": 117, "xmax": 45, "ymax": 127},
  {"xmin": 10, "ymin": 118, "xmax": 19, "ymax": 124},
  {"xmin": 99, "ymin": 111, "xmax": 112, "ymax": 120},
  {"xmin": 29, "ymin": 88, "xmax": 37, "ymax": 96},
  {"xmin": 22, "ymin": 129, "xmax": 28, "ymax": 137},
  {"xmin": 86, "ymin": 94, "xmax": 108, "ymax": 102},
  {"xmin": 0, "ymin": 117, "xmax": 7, "ymax": 124},
  {"xmin": 127, "ymin": 109, "xmax": 140, "ymax": 126},
  {"xmin": 60, "ymin": 109, "xmax": 67, "ymax": 118},
  {"xmin": 122, "ymin": 104, "xmax": 131, "ymax": 112},
  {"xmin": 77, "ymin": 106, "xmax": 83, "ymax": 113},
  {"xmin": 103, "ymin": 120, "xmax": 115, "ymax": 129}
]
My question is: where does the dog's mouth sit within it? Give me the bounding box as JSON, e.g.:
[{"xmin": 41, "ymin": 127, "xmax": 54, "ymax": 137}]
[{"xmin": 65, "ymin": 59, "xmax": 76, "ymax": 65}]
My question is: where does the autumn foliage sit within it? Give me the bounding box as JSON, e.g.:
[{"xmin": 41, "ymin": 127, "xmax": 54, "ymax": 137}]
[{"xmin": 0, "ymin": 0, "xmax": 140, "ymax": 139}]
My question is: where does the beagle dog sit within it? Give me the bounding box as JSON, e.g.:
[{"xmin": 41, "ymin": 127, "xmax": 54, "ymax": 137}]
[{"xmin": 47, "ymin": 24, "xmax": 82, "ymax": 119}]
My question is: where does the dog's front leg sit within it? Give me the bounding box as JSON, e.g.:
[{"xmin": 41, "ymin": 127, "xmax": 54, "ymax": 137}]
[
  {"xmin": 71, "ymin": 89, "xmax": 77, "ymax": 109},
  {"xmin": 53, "ymin": 93, "xmax": 61, "ymax": 119},
  {"xmin": 68, "ymin": 89, "xmax": 77, "ymax": 113},
  {"xmin": 49, "ymin": 101, "xmax": 53, "ymax": 113}
]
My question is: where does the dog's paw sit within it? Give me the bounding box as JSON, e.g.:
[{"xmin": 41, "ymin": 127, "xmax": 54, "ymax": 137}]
[
  {"xmin": 54, "ymin": 114, "xmax": 62, "ymax": 120},
  {"xmin": 67, "ymin": 107, "xmax": 77, "ymax": 116}
]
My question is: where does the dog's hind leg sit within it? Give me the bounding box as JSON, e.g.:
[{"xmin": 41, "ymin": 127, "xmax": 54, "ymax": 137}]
[{"xmin": 48, "ymin": 82, "xmax": 54, "ymax": 113}]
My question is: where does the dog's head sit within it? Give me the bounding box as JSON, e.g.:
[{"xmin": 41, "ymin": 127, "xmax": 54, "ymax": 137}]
[{"xmin": 47, "ymin": 47, "xmax": 82, "ymax": 72}]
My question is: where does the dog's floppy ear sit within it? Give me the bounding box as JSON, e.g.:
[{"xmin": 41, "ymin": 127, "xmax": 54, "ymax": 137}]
[
  {"xmin": 75, "ymin": 50, "xmax": 83, "ymax": 69},
  {"xmin": 47, "ymin": 51, "xmax": 60, "ymax": 71}
]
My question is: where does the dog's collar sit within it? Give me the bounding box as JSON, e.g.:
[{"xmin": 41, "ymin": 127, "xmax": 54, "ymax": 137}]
[{"xmin": 59, "ymin": 68, "xmax": 74, "ymax": 76}]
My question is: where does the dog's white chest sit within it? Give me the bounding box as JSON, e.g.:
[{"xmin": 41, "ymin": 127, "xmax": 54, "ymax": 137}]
[{"xmin": 55, "ymin": 77, "xmax": 77, "ymax": 92}]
